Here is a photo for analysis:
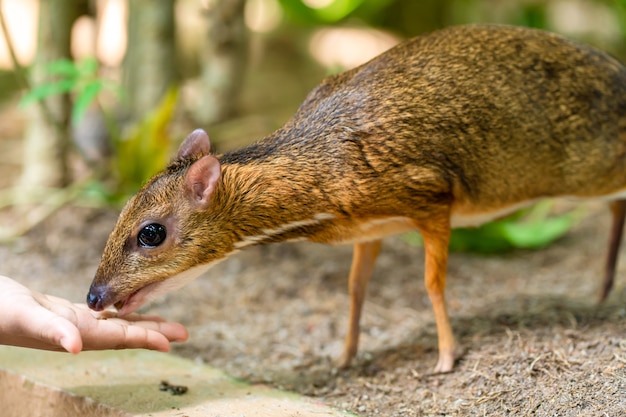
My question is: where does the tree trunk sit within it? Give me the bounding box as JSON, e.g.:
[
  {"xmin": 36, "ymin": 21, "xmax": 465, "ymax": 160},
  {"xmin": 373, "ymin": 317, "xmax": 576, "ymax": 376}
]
[
  {"xmin": 192, "ymin": 0, "xmax": 247, "ymax": 126},
  {"xmin": 20, "ymin": 0, "xmax": 83, "ymax": 189},
  {"xmin": 123, "ymin": 0, "xmax": 177, "ymax": 121}
]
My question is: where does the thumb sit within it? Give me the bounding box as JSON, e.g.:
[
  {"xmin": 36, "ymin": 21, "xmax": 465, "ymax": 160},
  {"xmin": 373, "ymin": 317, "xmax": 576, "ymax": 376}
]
[
  {"xmin": 23, "ymin": 305, "xmax": 84, "ymax": 353},
  {"xmin": 48, "ymin": 316, "xmax": 83, "ymax": 353}
]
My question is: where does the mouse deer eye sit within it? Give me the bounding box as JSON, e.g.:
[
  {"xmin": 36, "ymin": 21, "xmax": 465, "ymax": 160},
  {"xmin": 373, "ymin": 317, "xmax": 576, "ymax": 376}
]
[{"xmin": 138, "ymin": 223, "xmax": 167, "ymax": 248}]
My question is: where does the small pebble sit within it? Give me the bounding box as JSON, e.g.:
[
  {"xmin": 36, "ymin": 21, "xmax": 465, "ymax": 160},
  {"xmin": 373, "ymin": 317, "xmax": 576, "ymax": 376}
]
[{"xmin": 159, "ymin": 380, "xmax": 188, "ymax": 396}]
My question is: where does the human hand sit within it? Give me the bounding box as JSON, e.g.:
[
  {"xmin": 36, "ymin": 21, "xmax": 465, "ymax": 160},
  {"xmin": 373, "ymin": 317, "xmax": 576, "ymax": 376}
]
[{"xmin": 0, "ymin": 275, "xmax": 188, "ymax": 353}]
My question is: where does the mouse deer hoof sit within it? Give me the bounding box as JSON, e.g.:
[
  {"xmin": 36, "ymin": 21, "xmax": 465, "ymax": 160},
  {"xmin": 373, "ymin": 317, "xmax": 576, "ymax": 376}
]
[{"xmin": 433, "ymin": 351, "xmax": 455, "ymax": 374}]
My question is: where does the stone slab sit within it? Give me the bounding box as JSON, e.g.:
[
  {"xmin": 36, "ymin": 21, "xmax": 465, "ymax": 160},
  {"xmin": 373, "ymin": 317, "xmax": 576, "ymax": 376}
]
[{"xmin": 0, "ymin": 346, "xmax": 353, "ymax": 417}]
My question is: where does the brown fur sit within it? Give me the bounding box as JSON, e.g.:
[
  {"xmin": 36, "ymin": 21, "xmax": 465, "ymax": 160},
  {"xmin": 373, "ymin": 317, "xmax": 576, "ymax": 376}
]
[{"xmin": 88, "ymin": 24, "xmax": 626, "ymax": 373}]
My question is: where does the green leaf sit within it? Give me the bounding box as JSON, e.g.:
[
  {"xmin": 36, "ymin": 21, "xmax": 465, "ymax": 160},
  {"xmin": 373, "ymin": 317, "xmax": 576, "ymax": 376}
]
[
  {"xmin": 76, "ymin": 57, "xmax": 99, "ymax": 77},
  {"xmin": 78, "ymin": 179, "xmax": 115, "ymax": 205},
  {"xmin": 448, "ymin": 222, "xmax": 516, "ymax": 253},
  {"xmin": 312, "ymin": 0, "xmax": 365, "ymax": 22},
  {"xmin": 113, "ymin": 87, "xmax": 179, "ymax": 193},
  {"xmin": 72, "ymin": 81, "xmax": 104, "ymax": 124},
  {"xmin": 44, "ymin": 59, "xmax": 80, "ymax": 78},
  {"xmin": 500, "ymin": 214, "xmax": 576, "ymax": 249},
  {"xmin": 19, "ymin": 79, "xmax": 76, "ymax": 107},
  {"xmin": 403, "ymin": 203, "xmax": 583, "ymax": 254},
  {"xmin": 277, "ymin": 0, "xmax": 366, "ymax": 23}
]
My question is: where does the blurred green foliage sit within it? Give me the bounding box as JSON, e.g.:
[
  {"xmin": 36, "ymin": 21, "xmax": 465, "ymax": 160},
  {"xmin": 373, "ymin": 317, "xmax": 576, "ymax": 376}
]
[
  {"xmin": 113, "ymin": 88, "xmax": 179, "ymax": 198},
  {"xmin": 20, "ymin": 58, "xmax": 120, "ymax": 125},
  {"xmin": 19, "ymin": 58, "xmax": 179, "ymax": 203},
  {"xmin": 277, "ymin": 0, "xmax": 626, "ymax": 53},
  {"xmin": 404, "ymin": 202, "xmax": 585, "ymax": 254},
  {"xmin": 278, "ymin": 0, "xmax": 392, "ymax": 24}
]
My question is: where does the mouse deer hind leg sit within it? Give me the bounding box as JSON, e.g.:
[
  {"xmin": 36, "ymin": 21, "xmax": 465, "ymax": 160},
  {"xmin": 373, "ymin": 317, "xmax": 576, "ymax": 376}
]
[
  {"xmin": 417, "ymin": 215, "xmax": 455, "ymax": 373},
  {"xmin": 601, "ymin": 199, "xmax": 626, "ymax": 302},
  {"xmin": 338, "ymin": 239, "xmax": 383, "ymax": 368}
]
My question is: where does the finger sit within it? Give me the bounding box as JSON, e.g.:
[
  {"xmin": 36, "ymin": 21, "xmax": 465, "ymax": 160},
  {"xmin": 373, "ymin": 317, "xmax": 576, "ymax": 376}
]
[
  {"xmin": 1, "ymin": 289, "xmax": 84, "ymax": 353},
  {"xmin": 124, "ymin": 314, "xmax": 167, "ymax": 323},
  {"xmin": 99, "ymin": 311, "xmax": 168, "ymax": 323},
  {"xmin": 76, "ymin": 304, "xmax": 169, "ymax": 324},
  {"xmin": 13, "ymin": 307, "xmax": 83, "ymax": 353},
  {"xmin": 103, "ymin": 319, "xmax": 189, "ymax": 343},
  {"xmin": 30, "ymin": 301, "xmax": 84, "ymax": 353},
  {"xmin": 52, "ymin": 317, "xmax": 84, "ymax": 353},
  {"xmin": 0, "ymin": 335, "xmax": 67, "ymax": 351},
  {"xmin": 37, "ymin": 299, "xmax": 188, "ymax": 351},
  {"xmin": 80, "ymin": 321, "xmax": 173, "ymax": 352},
  {"xmin": 78, "ymin": 316, "xmax": 188, "ymax": 351}
]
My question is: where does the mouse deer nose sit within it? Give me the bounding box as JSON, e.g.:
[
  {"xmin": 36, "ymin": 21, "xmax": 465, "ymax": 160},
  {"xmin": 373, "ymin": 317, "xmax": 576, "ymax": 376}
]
[{"xmin": 86, "ymin": 284, "xmax": 110, "ymax": 311}]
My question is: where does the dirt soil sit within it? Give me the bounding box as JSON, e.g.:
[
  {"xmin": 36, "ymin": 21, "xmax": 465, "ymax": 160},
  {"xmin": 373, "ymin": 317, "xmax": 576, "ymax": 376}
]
[{"xmin": 1, "ymin": 104, "xmax": 626, "ymax": 417}]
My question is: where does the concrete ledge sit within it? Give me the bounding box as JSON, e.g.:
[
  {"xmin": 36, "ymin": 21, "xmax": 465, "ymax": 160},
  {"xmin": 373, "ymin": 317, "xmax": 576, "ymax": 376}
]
[{"xmin": 0, "ymin": 346, "xmax": 351, "ymax": 417}]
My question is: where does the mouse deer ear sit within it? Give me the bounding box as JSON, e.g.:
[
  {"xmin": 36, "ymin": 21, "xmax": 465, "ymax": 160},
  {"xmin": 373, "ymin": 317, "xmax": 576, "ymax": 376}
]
[
  {"xmin": 185, "ymin": 155, "xmax": 221, "ymax": 210},
  {"xmin": 177, "ymin": 129, "xmax": 212, "ymax": 160}
]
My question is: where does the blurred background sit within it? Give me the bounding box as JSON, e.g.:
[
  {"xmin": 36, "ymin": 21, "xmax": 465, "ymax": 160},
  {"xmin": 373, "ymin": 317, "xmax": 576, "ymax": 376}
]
[{"xmin": 0, "ymin": 0, "xmax": 625, "ymax": 245}]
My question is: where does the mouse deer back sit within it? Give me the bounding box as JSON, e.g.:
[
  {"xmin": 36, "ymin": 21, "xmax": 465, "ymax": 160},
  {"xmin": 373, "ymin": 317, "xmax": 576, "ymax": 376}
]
[{"xmin": 87, "ymin": 24, "xmax": 626, "ymax": 373}]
